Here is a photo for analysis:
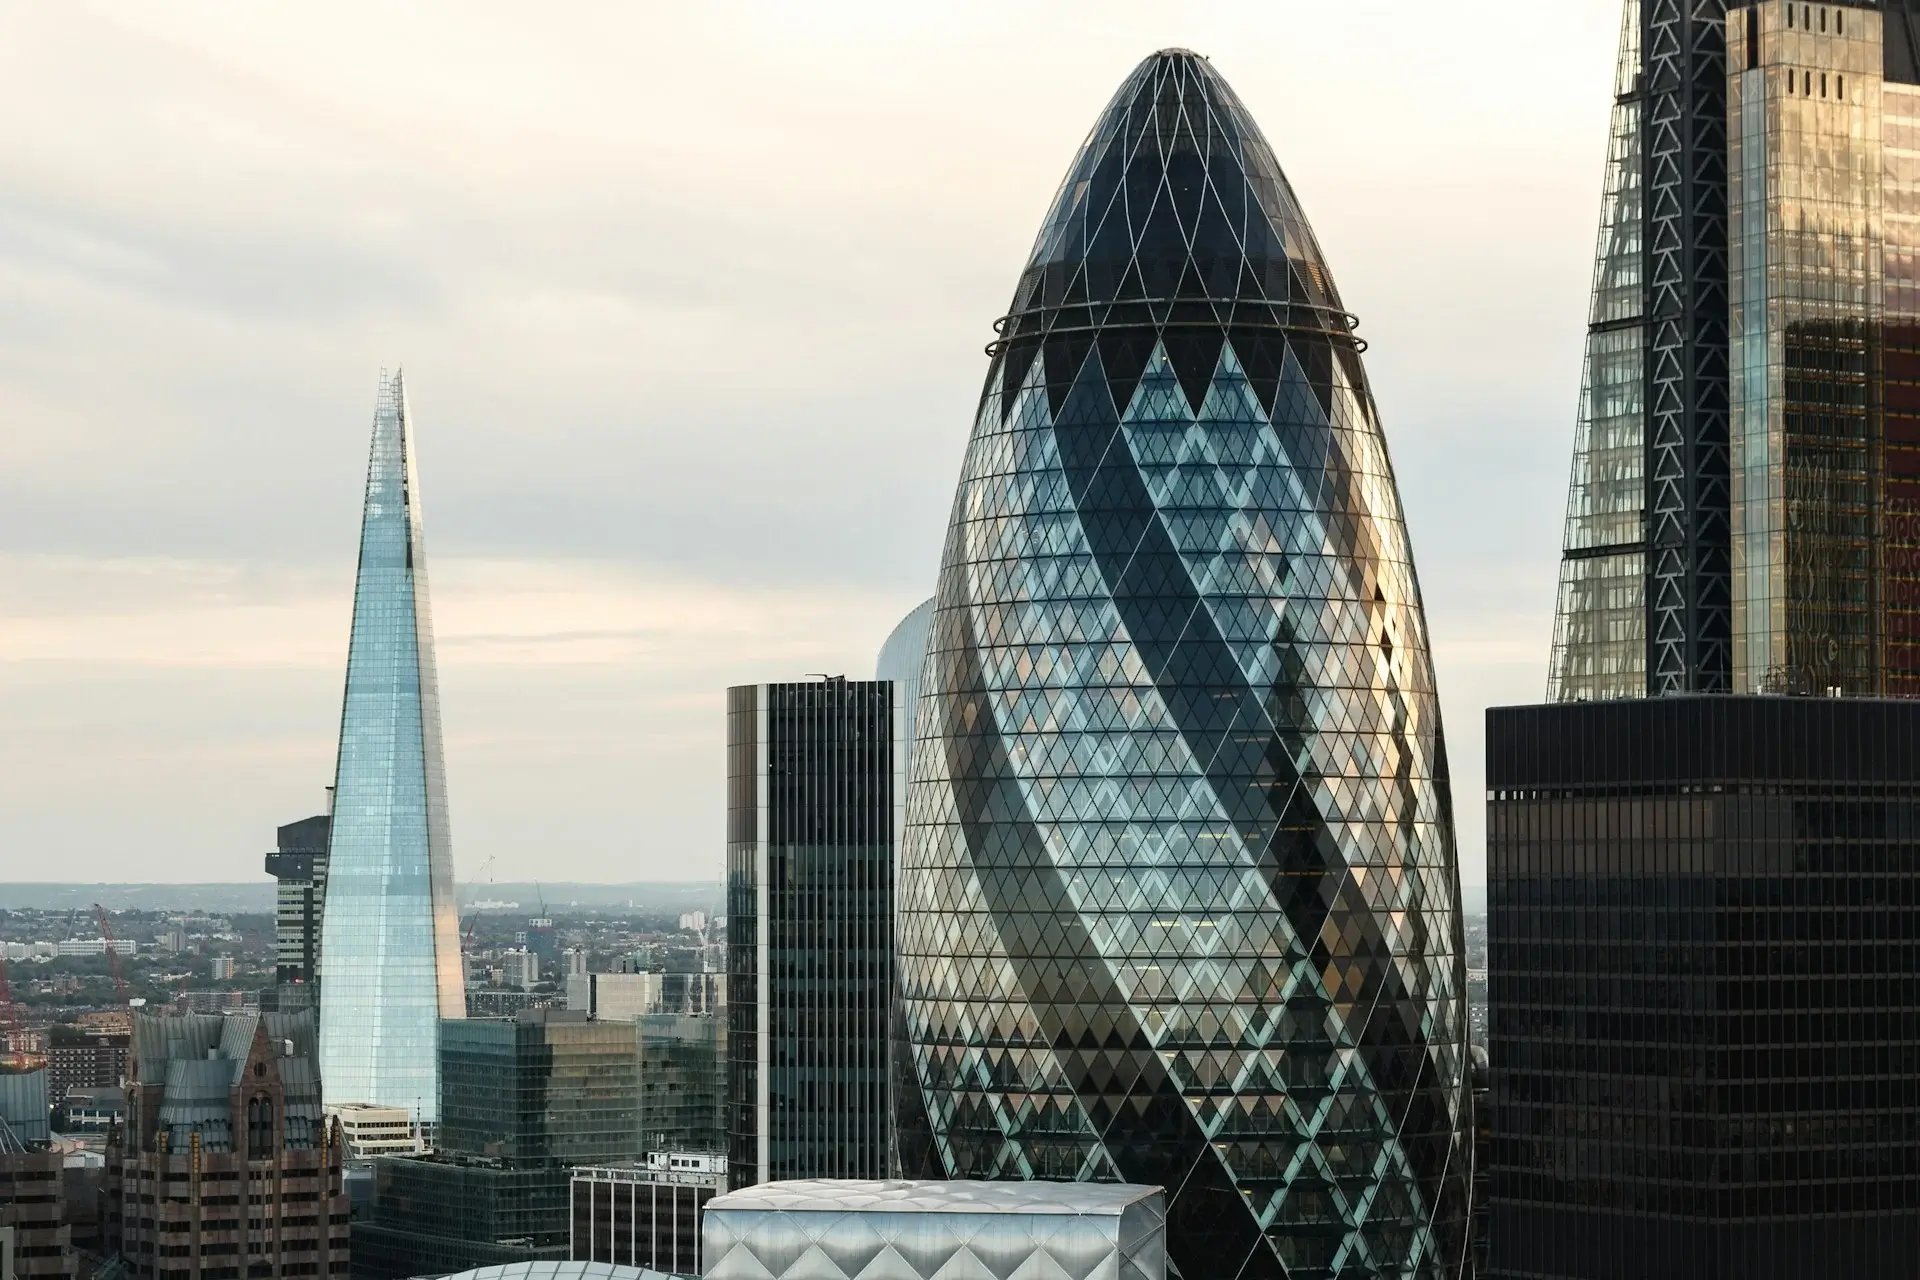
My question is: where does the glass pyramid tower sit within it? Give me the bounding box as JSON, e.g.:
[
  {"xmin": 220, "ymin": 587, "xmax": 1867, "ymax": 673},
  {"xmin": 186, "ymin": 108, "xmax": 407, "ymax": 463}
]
[
  {"xmin": 894, "ymin": 50, "xmax": 1474, "ymax": 1280},
  {"xmin": 317, "ymin": 370, "xmax": 465, "ymax": 1126}
]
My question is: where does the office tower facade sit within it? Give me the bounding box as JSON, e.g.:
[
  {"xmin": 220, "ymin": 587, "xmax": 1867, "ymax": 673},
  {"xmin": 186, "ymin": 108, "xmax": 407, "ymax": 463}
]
[
  {"xmin": 103, "ymin": 1011, "xmax": 349, "ymax": 1280},
  {"xmin": 265, "ymin": 810, "xmax": 330, "ymax": 989},
  {"xmin": 725, "ymin": 680, "xmax": 893, "ymax": 1188},
  {"xmin": 876, "ymin": 597, "xmax": 937, "ymax": 855},
  {"xmin": 570, "ymin": 1154, "xmax": 726, "ymax": 1276},
  {"xmin": 893, "ymin": 49, "xmax": 1474, "ymax": 1280},
  {"xmin": 0, "ymin": 1068, "xmax": 67, "ymax": 1280},
  {"xmin": 354, "ymin": 1011, "xmax": 645, "ymax": 1278},
  {"xmin": 1486, "ymin": 696, "xmax": 1920, "ymax": 1279},
  {"xmin": 318, "ymin": 370, "xmax": 465, "ymax": 1127},
  {"xmin": 702, "ymin": 1182, "xmax": 1167, "ymax": 1280},
  {"xmin": 637, "ymin": 1014, "xmax": 726, "ymax": 1157},
  {"xmin": 1551, "ymin": 0, "xmax": 1920, "ymax": 699},
  {"xmin": 438, "ymin": 1011, "xmax": 641, "ymax": 1166}
]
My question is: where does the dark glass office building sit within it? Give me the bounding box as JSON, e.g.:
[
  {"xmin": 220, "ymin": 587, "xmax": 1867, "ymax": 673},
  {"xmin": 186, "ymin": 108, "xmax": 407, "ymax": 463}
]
[
  {"xmin": 725, "ymin": 679, "xmax": 893, "ymax": 1188},
  {"xmin": 353, "ymin": 1010, "xmax": 643, "ymax": 1278},
  {"xmin": 1486, "ymin": 696, "xmax": 1920, "ymax": 1278},
  {"xmin": 893, "ymin": 48, "xmax": 1474, "ymax": 1280}
]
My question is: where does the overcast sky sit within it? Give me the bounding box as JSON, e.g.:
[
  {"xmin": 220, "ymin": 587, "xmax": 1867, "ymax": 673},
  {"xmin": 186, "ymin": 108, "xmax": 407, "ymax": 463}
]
[{"xmin": 0, "ymin": 1, "xmax": 1624, "ymax": 888}]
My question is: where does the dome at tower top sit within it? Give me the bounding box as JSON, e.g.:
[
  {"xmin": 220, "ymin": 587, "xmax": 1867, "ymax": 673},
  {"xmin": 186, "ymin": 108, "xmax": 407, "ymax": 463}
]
[{"xmin": 1001, "ymin": 49, "xmax": 1350, "ymax": 354}]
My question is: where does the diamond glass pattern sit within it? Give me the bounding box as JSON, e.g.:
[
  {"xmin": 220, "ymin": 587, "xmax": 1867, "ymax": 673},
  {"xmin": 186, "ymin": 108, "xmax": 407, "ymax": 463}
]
[
  {"xmin": 894, "ymin": 51, "xmax": 1473, "ymax": 1280},
  {"xmin": 318, "ymin": 371, "xmax": 466, "ymax": 1125}
]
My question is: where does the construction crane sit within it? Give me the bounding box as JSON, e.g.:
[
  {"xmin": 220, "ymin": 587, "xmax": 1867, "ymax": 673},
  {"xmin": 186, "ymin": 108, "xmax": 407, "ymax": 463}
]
[
  {"xmin": 94, "ymin": 903, "xmax": 129, "ymax": 1007},
  {"xmin": 461, "ymin": 855, "xmax": 498, "ymax": 946}
]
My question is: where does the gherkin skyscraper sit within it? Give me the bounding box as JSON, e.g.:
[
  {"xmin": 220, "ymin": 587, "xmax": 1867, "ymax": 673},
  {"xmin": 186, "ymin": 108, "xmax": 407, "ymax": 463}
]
[
  {"xmin": 318, "ymin": 370, "xmax": 465, "ymax": 1128},
  {"xmin": 895, "ymin": 50, "xmax": 1474, "ymax": 1280}
]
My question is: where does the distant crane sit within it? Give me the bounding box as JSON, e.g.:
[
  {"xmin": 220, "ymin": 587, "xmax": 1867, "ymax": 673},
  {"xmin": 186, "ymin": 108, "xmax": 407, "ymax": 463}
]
[
  {"xmin": 462, "ymin": 854, "xmax": 498, "ymax": 947},
  {"xmin": 94, "ymin": 903, "xmax": 129, "ymax": 1007}
]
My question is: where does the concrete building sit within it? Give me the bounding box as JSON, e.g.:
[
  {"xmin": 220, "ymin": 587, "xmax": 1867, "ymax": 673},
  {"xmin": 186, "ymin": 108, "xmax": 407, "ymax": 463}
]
[
  {"xmin": 45, "ymin": 1027, "xmax": 127, "ymax": 1105},
  {"xmin": 103, "ymin": 1010, "xmax": 348, "ymax": 1279},
  {"xmin": 330, "ymin": 1104, "xmax": 423, "ymax": 1163}
]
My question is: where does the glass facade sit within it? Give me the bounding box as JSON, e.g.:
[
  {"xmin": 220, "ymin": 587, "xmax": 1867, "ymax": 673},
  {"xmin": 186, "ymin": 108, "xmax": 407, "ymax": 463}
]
[
  {"xmin": 1549, "ymin": 0, "xmax": 1649, "ymax": 703},
  {"xmin": 725, "ymin": 681, "xmax": 893, "ymax": 1188},
  {"xmin": 318, "ymin": 370, "xmax": 465, "ymax": 1125},
  {"xmin": 876, "ymin": 597, "xmax": 936, "ymax": 857},
  {"xmin": 1486, "ymin": 695, "xmax": 1920, "ymax": 1279},
  {"xmin": 1729, "ymin": 2, "xmax": 1884, "ymax": 693},
  {"xmin": 439, "ymin": 1012, "xmax": 642, "ymax": 1168},
  {"xmin": 893, "ymin": 50, "xmax": 1473, "ymax": 1280},
  {"xmin": 635, "ymin": 1012, "xmax": 726, "ymax": 1156},
  {"xmin": 355, "ymin": 1157, "xmax": 573, "ymax": 1278}
]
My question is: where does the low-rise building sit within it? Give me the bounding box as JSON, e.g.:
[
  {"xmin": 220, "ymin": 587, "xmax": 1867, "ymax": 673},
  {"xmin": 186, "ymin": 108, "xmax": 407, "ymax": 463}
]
[
  {"xmin": 571, "ymin": 1154, "xmax": 724, "ymax": 1277},
  {"xmin": 329, "ymin": 1104, "xmax": 422, "ymax": 1163}
]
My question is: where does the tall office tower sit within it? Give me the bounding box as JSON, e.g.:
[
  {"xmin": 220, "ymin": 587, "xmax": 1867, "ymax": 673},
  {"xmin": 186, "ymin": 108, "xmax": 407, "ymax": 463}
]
[
  {"xmin": 352, "ymin": 1010, "xmax": 644, "ymax": 1279},
  {"xmin": 317, "ymin": 370, "xmax": 465, "ymax": 1129},
  {"xmin": 1487, "ymin": 697, "xmax": 1920, "ymax": 1278},
  {"xmin": 103, "ymin": 1011, "xmax": 350, "ymax": 1280},
  {"xmin": 265, "ymin": 808, "xmax": 330, "ymax": 989},
  {"xmin": 876, "ymin": 597, "xmax": 936, "ymax": 854},
  {"xmin": 1550, "ymin": 0, "xmax": 1920, "ymax": 699},
  {"xmin": 725, "ymin": 679, "xmax": 893, "ymax": 1188},
  {"xmin": 893, "ymin": 49, "xmax": 1475, "ymax": 1280},
  {"xmin": 1495, "ymin": 10, "xmax": 1920, "ymax": 1278}
]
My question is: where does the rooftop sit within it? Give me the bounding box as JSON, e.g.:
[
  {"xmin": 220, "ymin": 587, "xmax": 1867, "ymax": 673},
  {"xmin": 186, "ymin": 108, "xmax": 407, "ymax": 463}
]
[{"xmin": 707, "ymin": 1179, "xmax": 1163, "ymax": 1217}]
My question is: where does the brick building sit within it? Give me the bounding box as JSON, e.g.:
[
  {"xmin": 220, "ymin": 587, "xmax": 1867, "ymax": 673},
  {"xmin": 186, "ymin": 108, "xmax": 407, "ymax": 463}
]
[{"xmin": 104, "ymin": 1010, "xmax": 348, "ymax": 1279}]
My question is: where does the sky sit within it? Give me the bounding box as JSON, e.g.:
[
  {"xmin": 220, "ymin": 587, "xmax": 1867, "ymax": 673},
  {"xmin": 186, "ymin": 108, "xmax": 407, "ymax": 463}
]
[{"xmin": 0, "ymin": 1, "xmax": 1625, "ymax": 889}]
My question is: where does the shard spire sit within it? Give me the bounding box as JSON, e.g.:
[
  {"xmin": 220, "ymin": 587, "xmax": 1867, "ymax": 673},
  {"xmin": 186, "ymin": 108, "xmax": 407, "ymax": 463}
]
[{"xmin": 317, "ymin": 369, "xmax": 465, "ymax": 1127}]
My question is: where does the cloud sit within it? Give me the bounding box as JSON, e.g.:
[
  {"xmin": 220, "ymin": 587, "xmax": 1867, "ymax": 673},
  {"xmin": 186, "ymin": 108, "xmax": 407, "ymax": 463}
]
[{"xmin": 0, "ymin": 0, "xmax": 1617, "ymax": 880}]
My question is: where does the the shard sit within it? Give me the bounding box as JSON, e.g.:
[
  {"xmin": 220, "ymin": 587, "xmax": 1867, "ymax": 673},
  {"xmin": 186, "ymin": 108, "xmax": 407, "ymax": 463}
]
[
  {"xmin": 317, "ymin": 370, "xmax": 465, "ymax": 1129},
  {"xmin": 894, "ymin": 50, "xmax": 1474, "ymax": 1280}
]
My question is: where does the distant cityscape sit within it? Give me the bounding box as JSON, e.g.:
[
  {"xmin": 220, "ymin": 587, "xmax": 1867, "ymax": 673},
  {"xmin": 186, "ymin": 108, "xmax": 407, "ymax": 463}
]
[{"xmin": 7, "ymin": 6, "xmax": 1920, "ymax": 1280}]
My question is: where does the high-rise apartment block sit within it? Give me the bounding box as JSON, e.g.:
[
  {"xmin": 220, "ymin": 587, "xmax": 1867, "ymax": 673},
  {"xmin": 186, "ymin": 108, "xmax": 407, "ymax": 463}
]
[
  {"xmin": 891, "ymin": 49, "xmax": 1475, "ymax": 1279},
  {"xmin": 725, "ymin": 679, "xmax": 894, "ymax": 1188},
  {"xmin": 264, "ymin": 809, "xmax": 330, "ymax": 989},
  {"xmin": 103, "ymin": 1011, "xmax": 349, "ymax": 1280},
  {"xmin": 317, "ymin": 371, "xmax": 466, "ymax": 1131},
  {"xmin": 45, "ymin": 1026, "xmax": 128, "ymax": 1103}
]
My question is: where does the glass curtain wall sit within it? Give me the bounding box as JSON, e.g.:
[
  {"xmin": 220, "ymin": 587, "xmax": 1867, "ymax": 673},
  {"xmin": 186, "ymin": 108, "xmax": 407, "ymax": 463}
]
[
  {"xmin": 1549, "ymin": 0, "xmax": 1650, "ymax": 702},
  {"xmin": 318, "ymin": 371, "xmax": 466, "ymax": 1126}
]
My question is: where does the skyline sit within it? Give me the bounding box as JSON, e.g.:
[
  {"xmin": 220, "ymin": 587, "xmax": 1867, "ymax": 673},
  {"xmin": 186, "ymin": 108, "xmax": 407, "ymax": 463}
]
[{"xmin": 0, "ymin": 2, "xmax": 1626, "ymax": 885}]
